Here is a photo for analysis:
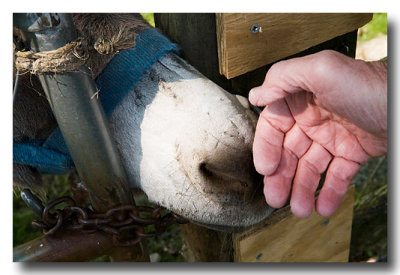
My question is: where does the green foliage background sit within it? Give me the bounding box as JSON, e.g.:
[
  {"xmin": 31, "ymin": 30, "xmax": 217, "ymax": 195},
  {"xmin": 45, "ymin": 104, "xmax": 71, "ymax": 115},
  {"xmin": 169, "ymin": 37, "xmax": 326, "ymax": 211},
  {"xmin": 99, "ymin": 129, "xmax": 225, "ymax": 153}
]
[{"xmin": 358, "ymin": 13, "xmax": 387, "ymax": 41}]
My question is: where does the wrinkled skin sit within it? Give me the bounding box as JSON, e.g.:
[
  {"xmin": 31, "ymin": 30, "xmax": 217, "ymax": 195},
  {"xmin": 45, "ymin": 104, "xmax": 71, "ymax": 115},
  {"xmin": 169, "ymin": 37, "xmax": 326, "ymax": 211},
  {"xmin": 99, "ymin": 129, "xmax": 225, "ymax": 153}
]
[
  {"xmin": 13, "ymin": 14, "xmax": 273, "ymax": 230},
  {"xmin": 249, "ymin": 50, "xmax": 387, "ymax": 218}
]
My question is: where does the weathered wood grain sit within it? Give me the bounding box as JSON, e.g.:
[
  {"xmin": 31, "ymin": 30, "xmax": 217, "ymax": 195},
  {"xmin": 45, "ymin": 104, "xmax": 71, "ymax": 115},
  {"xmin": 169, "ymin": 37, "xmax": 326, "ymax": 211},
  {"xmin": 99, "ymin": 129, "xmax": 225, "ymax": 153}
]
[
  {"xmin": 216, "ymin": 13, "xmax": 372, "ymax": 78},
  {"xmin": 233, "ymin": 185, "xmax": 355, "ymax": 262}
]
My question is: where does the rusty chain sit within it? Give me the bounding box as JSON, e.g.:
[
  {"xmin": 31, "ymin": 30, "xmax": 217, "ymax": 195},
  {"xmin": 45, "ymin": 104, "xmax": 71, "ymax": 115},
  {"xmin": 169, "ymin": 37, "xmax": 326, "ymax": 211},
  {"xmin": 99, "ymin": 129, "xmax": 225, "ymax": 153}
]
[{"xmin": 31, "ymin": 196, "xmax": 188, "ymax": 247}]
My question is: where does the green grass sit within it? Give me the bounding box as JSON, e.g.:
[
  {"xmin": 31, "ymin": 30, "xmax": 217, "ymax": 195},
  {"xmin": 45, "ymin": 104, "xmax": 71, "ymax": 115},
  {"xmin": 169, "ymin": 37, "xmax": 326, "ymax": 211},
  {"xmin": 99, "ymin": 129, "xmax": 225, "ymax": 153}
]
[
  {"xmin": 13, "ymin": 193, "xmax": 43, "ymax": 247},
  {"xmin": 13, "ymin": 174, "xmax": 75, "ymax": 247},
  {"xmin": 358, "ymin": 13, "xmax": 387, "ymax": 41},
  {"xmin": 350, "ymin": 156, "xmax": 387, "ymax": 262},
  {"xmin": 141, "ymin": 13, "xmax": 155, "ymax": 27}
]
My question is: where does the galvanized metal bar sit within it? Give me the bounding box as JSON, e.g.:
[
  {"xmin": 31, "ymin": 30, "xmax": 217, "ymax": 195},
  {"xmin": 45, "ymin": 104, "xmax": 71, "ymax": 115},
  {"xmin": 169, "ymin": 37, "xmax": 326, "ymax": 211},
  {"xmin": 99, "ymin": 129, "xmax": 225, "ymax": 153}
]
[
  {"xmin": 13, "ymin": 230, "xmax": 115, "ymax": 262},
  {"xmin": 13, "ymin": 229, "xmax": 149, "ymax": 262},
  {"xmin": 13, "ymin": 13, "xmax": 133, "ymax": 211}
]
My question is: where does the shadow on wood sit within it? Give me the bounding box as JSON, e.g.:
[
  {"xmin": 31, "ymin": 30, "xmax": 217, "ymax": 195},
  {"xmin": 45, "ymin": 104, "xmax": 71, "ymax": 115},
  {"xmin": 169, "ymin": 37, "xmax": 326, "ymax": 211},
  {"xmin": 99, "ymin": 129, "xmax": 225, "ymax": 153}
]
[{"xmin": 234, "ymin": 185, "xmax": 355, "ymax": 262}]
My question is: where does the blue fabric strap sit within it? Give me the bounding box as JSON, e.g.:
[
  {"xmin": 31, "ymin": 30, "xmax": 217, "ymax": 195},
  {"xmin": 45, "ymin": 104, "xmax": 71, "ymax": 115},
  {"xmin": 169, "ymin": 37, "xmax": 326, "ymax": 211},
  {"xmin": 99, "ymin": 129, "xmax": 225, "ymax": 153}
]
[
  {"xmin": 13, "ymin": 140, "xmax": 74, "ymax": 175},
  {"xmin": 97, "ymin": 28, "xmax": 180, "ymax": 116},
  {"xmin": 13, "ymin": 28, "xmax": 180, "ymax": 174}
]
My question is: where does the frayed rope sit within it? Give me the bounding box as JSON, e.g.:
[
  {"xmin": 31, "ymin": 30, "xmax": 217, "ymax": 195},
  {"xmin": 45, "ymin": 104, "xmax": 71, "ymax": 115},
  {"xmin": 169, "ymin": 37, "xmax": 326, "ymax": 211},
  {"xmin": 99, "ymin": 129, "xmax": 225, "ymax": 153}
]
[
  {"xmin": 15, "ymin": 39, "xmax": 89, "ymax": 74},
  {"xmin": 14, "ymin": 26, "xmax": 137, "ymax": 74}
]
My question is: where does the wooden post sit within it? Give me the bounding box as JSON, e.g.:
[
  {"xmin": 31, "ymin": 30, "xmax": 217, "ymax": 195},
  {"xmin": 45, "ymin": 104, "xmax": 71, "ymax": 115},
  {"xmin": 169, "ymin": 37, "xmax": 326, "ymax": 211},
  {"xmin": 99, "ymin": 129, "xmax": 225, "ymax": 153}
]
[
  {"xmin": 154, "ymin": 13, "xmax": 367, "ymax": 262},
  {"xmin": 234, "ymin": 186, "xmax": 355, "ymax": 262},
  {"xmin": 154, "ymin": 13, "xmax": 267, "ymax": 97}
]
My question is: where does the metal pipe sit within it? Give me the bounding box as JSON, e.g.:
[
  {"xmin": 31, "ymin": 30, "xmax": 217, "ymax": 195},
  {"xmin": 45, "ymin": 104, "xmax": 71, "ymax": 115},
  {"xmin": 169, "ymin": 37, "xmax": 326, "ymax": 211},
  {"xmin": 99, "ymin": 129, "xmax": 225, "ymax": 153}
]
[
  {"xmin": 13, "ymin": 13, "xmax": 133, "ymax": 211},
  {"xmin": 13, "ymin": 230, "xmax": 115, "ymax": 262},
  {"xmin": 13, "ymin": 229, "xmax": 149, "ymax": 262}
]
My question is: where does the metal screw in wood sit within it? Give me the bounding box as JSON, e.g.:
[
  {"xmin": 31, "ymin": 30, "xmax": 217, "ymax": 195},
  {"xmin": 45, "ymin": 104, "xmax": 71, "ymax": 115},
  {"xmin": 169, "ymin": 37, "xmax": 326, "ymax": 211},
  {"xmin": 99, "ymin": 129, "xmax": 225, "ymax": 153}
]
[{"xmin": 250, "ymin": 24, "xmax": 261, "ymax": 34}]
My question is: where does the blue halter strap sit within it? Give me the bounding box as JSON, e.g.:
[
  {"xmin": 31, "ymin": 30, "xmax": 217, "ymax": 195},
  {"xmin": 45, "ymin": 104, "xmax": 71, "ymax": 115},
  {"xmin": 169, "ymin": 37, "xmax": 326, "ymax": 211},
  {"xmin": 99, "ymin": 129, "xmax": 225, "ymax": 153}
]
[{"xmin": 13, "ymin": 28, "xmax": 180, "ymax": 175}]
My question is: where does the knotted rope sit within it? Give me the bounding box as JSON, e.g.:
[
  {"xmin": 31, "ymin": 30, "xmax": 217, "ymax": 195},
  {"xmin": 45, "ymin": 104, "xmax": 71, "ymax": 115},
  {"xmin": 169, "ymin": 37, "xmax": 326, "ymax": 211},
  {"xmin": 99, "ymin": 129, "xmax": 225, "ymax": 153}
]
[
  {"xmin": 15, "ymin": 39, "xmax": 89, "ymax": 74},
  {"xmin": 14, "ymin": 27, "xmax": 136, "ymax": 74}
]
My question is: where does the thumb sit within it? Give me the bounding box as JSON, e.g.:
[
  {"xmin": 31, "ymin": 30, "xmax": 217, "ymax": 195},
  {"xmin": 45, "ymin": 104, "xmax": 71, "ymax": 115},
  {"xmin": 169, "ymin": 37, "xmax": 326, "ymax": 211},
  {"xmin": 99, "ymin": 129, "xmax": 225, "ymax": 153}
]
[
  {"xmin": 249, "ymin": 52, "xmax": 322, "ymax": 107},
  {"xmin": 249, "ymin": 84, "xmax": 292, "ymax": 107},
  {"xmin": 248, "ymin": 85, "xmax": 265, "ymax": 106}
]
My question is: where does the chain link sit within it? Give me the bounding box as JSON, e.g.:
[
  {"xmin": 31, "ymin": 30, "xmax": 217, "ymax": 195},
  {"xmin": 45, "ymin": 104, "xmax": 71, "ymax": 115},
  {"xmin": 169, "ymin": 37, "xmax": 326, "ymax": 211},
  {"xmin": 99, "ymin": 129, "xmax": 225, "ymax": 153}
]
[{"xmin": 31, "ymin": 196, "xmax": 188, "ymax": 247}]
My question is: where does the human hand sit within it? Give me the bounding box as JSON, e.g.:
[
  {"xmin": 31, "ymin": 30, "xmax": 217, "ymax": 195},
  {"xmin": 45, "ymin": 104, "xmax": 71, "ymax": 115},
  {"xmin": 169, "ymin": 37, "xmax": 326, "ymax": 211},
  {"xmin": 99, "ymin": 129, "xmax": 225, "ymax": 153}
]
[{"xmin": 249, "ymin": 50, "xmax": 387, "ymax": 218}]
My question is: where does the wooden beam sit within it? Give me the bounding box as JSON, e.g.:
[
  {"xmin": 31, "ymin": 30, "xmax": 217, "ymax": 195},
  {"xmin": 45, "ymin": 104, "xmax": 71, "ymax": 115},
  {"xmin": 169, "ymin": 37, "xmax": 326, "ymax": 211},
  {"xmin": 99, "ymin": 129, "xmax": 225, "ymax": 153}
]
[
  {"xmin": 216, "ymin": 13, "xmax": 372, "ymax": 78},
  {"xmin": 233, "ymin": 185, "xmax": 355, "ymax": 262}
]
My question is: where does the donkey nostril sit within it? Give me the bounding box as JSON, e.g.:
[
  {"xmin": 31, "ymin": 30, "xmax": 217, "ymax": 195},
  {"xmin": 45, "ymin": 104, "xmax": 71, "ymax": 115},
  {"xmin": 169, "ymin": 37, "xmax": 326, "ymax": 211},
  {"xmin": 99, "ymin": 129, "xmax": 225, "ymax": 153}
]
[
  {"xmin": 194, "ymin": 157, "xmax": 265, "ymax": 204},
  {"xmin": 199, "ymin": 162, "xmax": 250, "ymax": 188},
  {"xmin": 199, "ymin": 162, "xmax": 213, "ymax": 178}
]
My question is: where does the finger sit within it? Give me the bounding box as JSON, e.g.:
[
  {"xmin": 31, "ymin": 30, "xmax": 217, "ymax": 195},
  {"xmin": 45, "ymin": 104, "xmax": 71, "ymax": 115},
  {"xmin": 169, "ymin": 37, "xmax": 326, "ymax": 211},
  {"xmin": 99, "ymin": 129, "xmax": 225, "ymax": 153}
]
[
  {"xmin": 264, "ymin": 148, "xmax": 298, "ymax": 208},
  {"xmin": 263, "ymin": 124, "xmax": 312, "ymax": 208},
  {"xmin": 316, "ymin": 157, "xmax": 360, "ymax": 217},
  {"xmin": 249, "ymin": 57, "xmax": 313, "ymax": 107},
  {"xmin": 252, "ymin": 99, "xmax": 294, "ymax": 176},
  {"xmin": 290, "ymin": 142, "xmax": 332, "ymax": 218},
  {"xmin": 252, "ymin": 114, "xmax": 283, "ymax": 176},
  {"xmin": 260, "ymin": 99, "xmax": 295, "ymax": 133}
]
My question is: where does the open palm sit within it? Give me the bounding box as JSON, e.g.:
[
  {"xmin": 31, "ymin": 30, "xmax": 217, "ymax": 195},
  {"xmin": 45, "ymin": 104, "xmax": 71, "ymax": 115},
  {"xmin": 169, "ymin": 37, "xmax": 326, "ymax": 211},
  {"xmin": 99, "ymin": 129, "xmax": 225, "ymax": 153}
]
[{"xmin": 249, "ymin": 50, "xmax": 387, "ymax": 218}]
